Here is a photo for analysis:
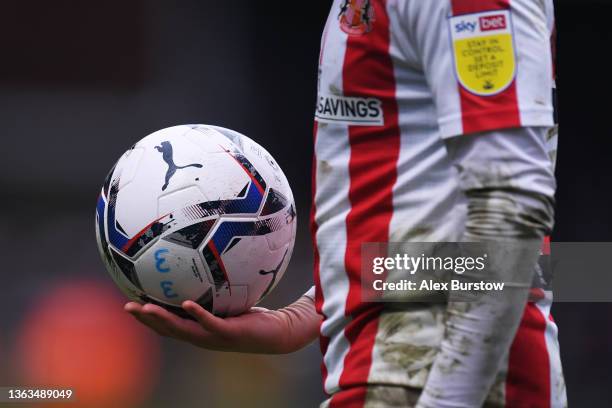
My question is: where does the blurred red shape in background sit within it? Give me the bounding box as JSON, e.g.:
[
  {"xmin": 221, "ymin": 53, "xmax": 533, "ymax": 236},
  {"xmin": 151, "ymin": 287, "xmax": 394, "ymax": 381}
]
[{"xmin": 14, "ymin": 280, "xmax": 160, "ymax": 408}]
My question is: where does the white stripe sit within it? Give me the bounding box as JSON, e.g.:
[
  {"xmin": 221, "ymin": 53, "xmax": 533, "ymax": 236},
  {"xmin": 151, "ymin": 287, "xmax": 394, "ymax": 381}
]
[
  {"xmin": 544, "ymin": 0, "xmax": 555, "ymax": 33},
  {"xmin": 366, "ymin": 0, "xmax": 466, "ymax": 389},
  {"xmin": 512, "ymin": 0, "xmax": 554, "ymax": 127},
  {"xmin": 534, "ymin": 296, "xmax": 567, "ymax": 408},
  {"xmin": 315, "ymin": 2, "xmax": 352, "ymax": 394}
]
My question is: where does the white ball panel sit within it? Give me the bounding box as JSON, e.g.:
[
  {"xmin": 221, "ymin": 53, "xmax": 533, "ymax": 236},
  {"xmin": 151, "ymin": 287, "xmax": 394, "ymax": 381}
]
[
  {"xmin": 220, "ymin": 234, "xmax": 292, "ymax": 307},
  {"xmin": 158, "ymin": 186, "xmax": 206, "ymax": 218},
  {"xmin": 136, "ymin": 240, "xmax": 211, "ymax": 305},
  {"xmin": 107, "ymin": 255, "xmax": 145, "ymax": 302},
  {"xmin": 135, "ymin": 125, "xmax": 193, "ymax": 149},
  {"xmin": 183, "ymin": 126, "xmax": 238, "ymax": 153},
  {"xmin": 116, "ymin": 147, "xmax": 145, "ymax": 190},
  {"xmin": 220, "ymin": 234, "xmax": 271, "ymax": 284},
  {"xmin": 189, "ymin": 154, "xmax": 251, "ymax": 202},
  {"xmin": 259, "ymin": 242, "xmax": 293, "ymax": 303},
  {"xmin": 263, "ymin": 215, "xmax": 297, "ymax": 251},
  {"xmin": 212, "ymin": 285, "xmax": 248, "ymax": 317}
]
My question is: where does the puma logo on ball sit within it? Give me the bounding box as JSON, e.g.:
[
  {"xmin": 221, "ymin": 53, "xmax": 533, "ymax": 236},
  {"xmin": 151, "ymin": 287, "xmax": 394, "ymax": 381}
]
[
  {"xmin": 258, "ymin": 249, "xmax": 288, "ymax": 300},
  {"xmin": 154, "ymin": 141, "xmax": 203, "ymax": 191}
]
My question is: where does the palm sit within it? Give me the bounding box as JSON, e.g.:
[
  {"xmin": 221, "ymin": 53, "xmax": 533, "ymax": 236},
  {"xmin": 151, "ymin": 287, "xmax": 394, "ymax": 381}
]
[{"xmin": 125, "ymin": 300, "xmax": 304, "ymax": 354}]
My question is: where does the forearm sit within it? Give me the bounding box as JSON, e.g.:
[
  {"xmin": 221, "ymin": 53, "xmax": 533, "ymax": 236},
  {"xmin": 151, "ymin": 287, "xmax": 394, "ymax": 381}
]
[
  {"xmin": 273, "ymin": 291, "xmax": 321, "ymax": 353},
  {"xmin": 235, "ymin": 287, "xmax": 320, "ymax": 355}
]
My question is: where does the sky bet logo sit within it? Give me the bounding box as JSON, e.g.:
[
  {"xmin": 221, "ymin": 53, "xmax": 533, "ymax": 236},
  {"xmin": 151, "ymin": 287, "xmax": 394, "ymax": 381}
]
[{"xmin": 455, "ymin": 14, "xmax": 507, "ymax": 34}]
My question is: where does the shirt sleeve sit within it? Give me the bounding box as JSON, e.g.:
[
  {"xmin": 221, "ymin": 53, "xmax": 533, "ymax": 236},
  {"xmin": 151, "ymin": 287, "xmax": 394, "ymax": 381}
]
[
  {"xmin": 405, "ymin": 0, "xmax": 555, "ymax": 138},
  {"xmin": 302, "ymin": 286, "xmax": 316, "ymax": 301}
]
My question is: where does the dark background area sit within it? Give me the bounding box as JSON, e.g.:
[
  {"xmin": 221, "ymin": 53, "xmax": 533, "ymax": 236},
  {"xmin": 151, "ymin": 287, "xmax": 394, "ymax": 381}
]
[
  {"xmin": 549, "ymin": 0, "xmax": 612, "ymax": 404},
  {"xmin": 0, "ymin": 0, "xmax": 610, "ymax": 407}
]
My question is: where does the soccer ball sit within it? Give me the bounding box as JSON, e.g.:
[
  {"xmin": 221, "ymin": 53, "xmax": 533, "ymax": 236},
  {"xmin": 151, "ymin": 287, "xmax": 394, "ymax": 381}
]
[{"xmin": 95, "ymin": 125, "xmax": 297, "ymax": 317}]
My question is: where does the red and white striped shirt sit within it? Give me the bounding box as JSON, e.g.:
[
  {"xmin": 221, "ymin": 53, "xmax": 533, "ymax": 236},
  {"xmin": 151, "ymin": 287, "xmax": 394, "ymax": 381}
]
[{"xmin": 311, "ymin": 0, "xmax": 565, "ymax": 406}]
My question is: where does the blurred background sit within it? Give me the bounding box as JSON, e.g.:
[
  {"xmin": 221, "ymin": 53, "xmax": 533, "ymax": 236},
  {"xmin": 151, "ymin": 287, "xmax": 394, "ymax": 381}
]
[{"xmin": 0, "ymin": 0, "xmax": 610, "ymax": 407}]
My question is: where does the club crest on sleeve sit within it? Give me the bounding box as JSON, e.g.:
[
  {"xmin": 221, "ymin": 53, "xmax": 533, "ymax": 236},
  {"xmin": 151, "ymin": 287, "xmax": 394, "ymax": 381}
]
[
  {"xmin": 338, "ymin": 0, "xmax": 375, "ymax": 35},
  {"xmin": 449, "ymin": 10, "xmax": 517, "ymax": 96}
]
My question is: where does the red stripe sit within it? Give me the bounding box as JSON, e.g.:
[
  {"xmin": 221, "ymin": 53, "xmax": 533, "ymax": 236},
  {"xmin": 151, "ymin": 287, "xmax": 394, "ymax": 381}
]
[
  {"xmin": 342, "ymin": 0, "xmax": 400, "ymax": 320},
  {"xmin": 225, "ymin": 150, "xmax": 265, "ymax": 195},
  {"xmin": 451, "ymin": 0, "xmax": 521, "ymax": 134},
  {"xmin": 332, "ymin": 0, "xmax": 400, "ymax": 403},
  {"xmin": 451, "ymin": 0, "xmax": 511, "ymax": 14},
  {"xmin": 208, "ymin": 241, "xmax": 232, "ymax": 295},
  {"xmin": 121, "ymin": 213, "xmax": 167, "ymax": 252},
  {"xmin": 333, "ymin": 308, "xmax": 383, "ymax": 403},
  {"xmin": 506, "ymin": 303, "xmax": 551, "ymax": 407},
  {"xmin": 541, "ymin": 235, "xmax": 551, "ymax": 255},
  {"xmin": 311, "ymin": 121, "xmax": 330, "ymax": 392}
]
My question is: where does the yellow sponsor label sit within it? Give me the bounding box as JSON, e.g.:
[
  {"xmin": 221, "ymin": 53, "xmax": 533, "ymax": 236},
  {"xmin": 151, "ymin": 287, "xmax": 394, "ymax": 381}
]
[{"xmin": 450, "ymin": 10, "xmax": 516, "ymax": 96}]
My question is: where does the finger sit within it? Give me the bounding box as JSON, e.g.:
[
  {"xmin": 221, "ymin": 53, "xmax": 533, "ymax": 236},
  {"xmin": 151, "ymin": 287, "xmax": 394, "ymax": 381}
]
[
  {"xmin": 142, "ymin": 302, "xmax": 175, "ymax": 316},
  {"xmin": 182, "ymin": 301, "xmax": 230, "ymax": 334},
  {"xmin": 142, "ymin": 303, "xmax": 191, "ymax": 328},
  {"xmin": 129, "ymin": 308, "xmax": 173, "ymax": 336},
  {"xmin": 141, "ymin": 303, "xmax": 207, "ymax": 340},
  {"xmin": 249, "ymin": 307, "xmax": 270, "ymax": 313},
  {"xmin": 124, "ymin": 302, "xmax": 143, "ymax": 313},
  {"xmin": 141, "ymin": 303, "xmax": 189, "ymax": 334}
]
